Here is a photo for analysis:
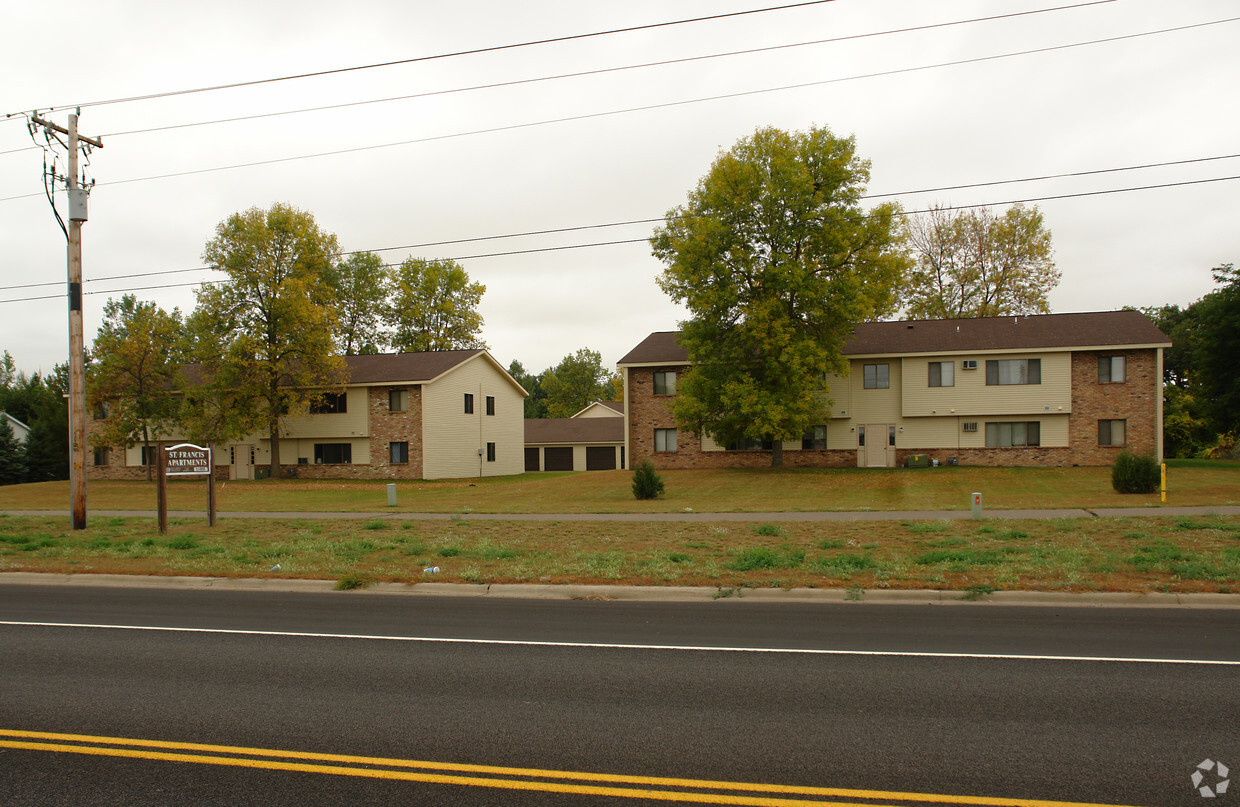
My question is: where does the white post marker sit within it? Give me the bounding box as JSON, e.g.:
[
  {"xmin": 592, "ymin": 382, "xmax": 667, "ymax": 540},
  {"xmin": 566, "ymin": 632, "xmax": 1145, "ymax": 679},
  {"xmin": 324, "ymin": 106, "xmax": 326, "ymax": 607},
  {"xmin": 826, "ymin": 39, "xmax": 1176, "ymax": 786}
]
[{"xmin": 971, "ymin": 492, "xmax": 983, "ymax": 520}]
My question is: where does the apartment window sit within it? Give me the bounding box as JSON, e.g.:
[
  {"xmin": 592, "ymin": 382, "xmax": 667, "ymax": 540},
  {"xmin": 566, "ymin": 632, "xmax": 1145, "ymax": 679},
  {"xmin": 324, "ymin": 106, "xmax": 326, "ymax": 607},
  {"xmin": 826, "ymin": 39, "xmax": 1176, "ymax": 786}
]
[
  {"xmin": 141, "ymin": 445, "xmax": 158, "ymax": 466},
  {"xmin": 985, "ymin": 421, "xmax": 1041, "ymax": 447},
  {"xmin": 928, "ymin": 361, "xmax": 954, "ymax": 387},
  {"xmin": 986, "ymin": 359, "xmax": 1041, "ymax": 386},
  {"xmin": 92, "ymin": 402, "xmax": 109, "ymax": 420},
  {"xmin": 486, "ymin": 442, "xmax": 496, "ymax": 462},
  {"xmin": 389, "ymin": 389, "xmax": 407, "ymax": 412},
  {"xmin": 802, "ymin": 425, "xmax": 827, "ymax": 450},
  {"xmin": 93, "ymin": 447, "xmax": 109, "ymax": 467},
  {"xmin": 863, "ymin": 364, "xmax": 889, "ymax": 389},
  {"xmin": 389, "ymin": 441, "xmax": 408, "ymax": 464},
  {"xmin": 726, "ymin": 437, "xmax": 773, "ymax": 451},
  {"xmin": 654, "ymin": 428, "xmax": 677, "ymax": 452},
  {"xmin": 1099, "ymin": 419, "xmax": 1126, "ymax": 446},
  {"xmin": 310, "ymin": 392, "xmax": 347, "ymax": 414},
  {"xmin": 464, "ymin": 393, "xmax": 474, "ymax": 414},
  {"xmin": 653, "ymin": 371, "xmax": 676, "ymax": 396},
  {"xmin": 1099, "ymin": 356, "xmax": 1126, "ymax": 383},
  {"xmin": 314, "ymin": 443, "xmax": 352, "ymax": 464},
  {"xmin": 486, "ymin": 396, "xmax": 495, "ymax": 416}
]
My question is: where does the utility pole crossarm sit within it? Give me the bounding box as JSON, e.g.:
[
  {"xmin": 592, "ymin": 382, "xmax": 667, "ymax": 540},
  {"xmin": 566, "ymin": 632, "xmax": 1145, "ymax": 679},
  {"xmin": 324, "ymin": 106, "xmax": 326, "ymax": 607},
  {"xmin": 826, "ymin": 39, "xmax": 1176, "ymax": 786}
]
[{"xmin": 30, "ymin": 114, "xmax": 104, "ymax": 150}]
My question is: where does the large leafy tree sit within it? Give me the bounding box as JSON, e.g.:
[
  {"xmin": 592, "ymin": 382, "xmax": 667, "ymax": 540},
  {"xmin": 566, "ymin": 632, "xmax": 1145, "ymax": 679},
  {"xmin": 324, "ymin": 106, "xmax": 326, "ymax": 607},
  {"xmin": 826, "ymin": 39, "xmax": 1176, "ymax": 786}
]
[
  {"xmin": 331, "ymin": 251, "xmax": 390, "ymax": 355},
  {"xmin": 507, "ymin": 360, "xmax": 547, "ymax": 419},
  {"xmin": 540, "ymin": 348, "xmax": 615, "ymax": 418},
  {"xmin": 652, "ymin": 125, "xmax": 908, "ymax": 467},
  {"xmin": 87, "ymin": 295, "xmax": 185, "ymax": 480},
  {"xmin": 387, "ymin": 258, "xmax": 486, "ymax": 353},
  {"xmin": 902, "ymin": 204, "xmax": 1058, "ymax": 319},
  {"xmin": 192, "ymin": 203, "xmax": 347, "ymax": 478},
  {"xmin": 0, "ymin": 354, "xmax": 69, "ymax": 482},
  {"xmin": 1189, "ymin": 263, "xmax": 1240, "ymax": 439},
  {"xmin": 0, "ymin": 415, "xmax": 27, "ymax": 485}
]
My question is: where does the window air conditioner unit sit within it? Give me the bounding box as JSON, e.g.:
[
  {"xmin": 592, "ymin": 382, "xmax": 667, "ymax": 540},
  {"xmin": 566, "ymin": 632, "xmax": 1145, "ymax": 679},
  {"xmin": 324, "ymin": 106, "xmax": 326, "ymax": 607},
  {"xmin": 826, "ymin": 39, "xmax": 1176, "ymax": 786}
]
[
  {"xmin": 962, "ymin": 422, "xmax": 979, "ymax": 433},
  {"xmin": 961, "ymin": 360, "xmax": 978, "ymax": 370}
]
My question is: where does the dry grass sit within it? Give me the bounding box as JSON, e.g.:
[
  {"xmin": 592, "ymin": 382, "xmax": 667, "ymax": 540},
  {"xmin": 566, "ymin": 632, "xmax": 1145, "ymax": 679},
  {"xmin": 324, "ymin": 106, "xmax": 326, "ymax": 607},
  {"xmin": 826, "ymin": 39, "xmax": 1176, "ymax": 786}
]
[
  {"xmin": 2, "ymin": 512, "xmax": 1239, "ymax": 594},
  {"xmin": 1, "ymin": 460, "xmax": 1237, "ymax": 514}
]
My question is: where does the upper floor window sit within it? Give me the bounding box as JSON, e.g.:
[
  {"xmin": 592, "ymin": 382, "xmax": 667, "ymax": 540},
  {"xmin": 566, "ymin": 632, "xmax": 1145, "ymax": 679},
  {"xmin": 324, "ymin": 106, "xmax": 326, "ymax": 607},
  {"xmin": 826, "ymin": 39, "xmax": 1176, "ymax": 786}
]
[
  {"xmin": 93, "ymin": 402, "xmax": 109, "ymax": 420},
  {"xmin": 986, "ymin": 358, "xmax": 1041, "ymax": 386},
  {"xmin": 802, "ymin": 426, "xmax": 827, "ymax": 450},
  {"xmin": 653, "ymin": 371, "xmax": 676, "ymax": 396},
  {"xmin": 863, "ymin": 364, "xmax": 889, "ymax": 389},
  {"xmin": 389, "ymin": 389, "xmax": 407, "ymax": 412},
  {"xmin": 928, "ymin": 361, "xmax": 954, "ymax": 387},
  {"xmin": 310, "ymin": 392, "xmax": 347, "ymax": 414},
  {"xmin": 1098, "ymin": 356, "xmax": 1126, "ymax": 383},
  {"xmin": 486, "ymin": 396, "xmax": 495, "ymax": 416},
  {"xmin": 464, "ymin": 393, "xmax": 474, "ymax": 414}
]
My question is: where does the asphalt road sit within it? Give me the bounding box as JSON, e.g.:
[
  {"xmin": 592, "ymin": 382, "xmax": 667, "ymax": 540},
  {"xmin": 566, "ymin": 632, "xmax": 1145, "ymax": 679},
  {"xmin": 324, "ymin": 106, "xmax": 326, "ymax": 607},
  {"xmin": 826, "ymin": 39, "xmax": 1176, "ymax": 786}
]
[{"xmin": 2, "ymin": 584, "xmax": 1237, "ymax": 806}]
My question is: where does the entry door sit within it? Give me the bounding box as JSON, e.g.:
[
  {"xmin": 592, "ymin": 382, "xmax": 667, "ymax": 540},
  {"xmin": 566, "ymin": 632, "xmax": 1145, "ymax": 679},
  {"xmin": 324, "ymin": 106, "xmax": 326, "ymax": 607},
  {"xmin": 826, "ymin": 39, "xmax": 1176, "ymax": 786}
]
[
  {"xmin": 232, "ymin": 444, "xmax": 255, "ymax": 480},
  {"xmin": 864, "ymin": 425, "xmax": 891, "ymax": 468}
]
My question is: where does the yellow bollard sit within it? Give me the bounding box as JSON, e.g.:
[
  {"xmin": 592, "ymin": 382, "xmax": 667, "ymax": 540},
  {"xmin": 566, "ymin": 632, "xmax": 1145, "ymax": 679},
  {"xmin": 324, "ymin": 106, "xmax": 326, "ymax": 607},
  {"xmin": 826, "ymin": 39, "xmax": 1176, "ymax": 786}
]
[{"xmin": 1161, "ymin": 463, "xmax": 1166, "ymax": 503}]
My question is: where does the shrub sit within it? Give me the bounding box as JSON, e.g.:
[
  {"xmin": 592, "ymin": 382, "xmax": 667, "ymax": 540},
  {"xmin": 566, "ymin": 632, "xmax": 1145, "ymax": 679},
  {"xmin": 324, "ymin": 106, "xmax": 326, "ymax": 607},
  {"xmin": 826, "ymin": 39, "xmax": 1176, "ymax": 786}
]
[
  {"xmin": 1111, "ymin": 451, "xmax": 1160, "ymax": 494},
  {"xmin": 631, "ymin": 461, "xmax": 665, "ymax": 500}
]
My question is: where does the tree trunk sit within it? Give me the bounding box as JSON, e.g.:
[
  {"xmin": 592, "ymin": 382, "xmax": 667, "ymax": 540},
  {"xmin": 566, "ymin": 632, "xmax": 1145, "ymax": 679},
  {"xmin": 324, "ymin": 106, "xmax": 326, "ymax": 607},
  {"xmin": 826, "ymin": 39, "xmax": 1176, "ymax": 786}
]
[
  {"xmin": 143, "ymin": 424, "xmax": 153, "ymax": 482},
  {"xmin": 771, "ymin": 441, "xmax": 784, "ymax": 468},
  {"xmin": 269, "ymin": 421, "xmax": 281, "ymax": 479}
]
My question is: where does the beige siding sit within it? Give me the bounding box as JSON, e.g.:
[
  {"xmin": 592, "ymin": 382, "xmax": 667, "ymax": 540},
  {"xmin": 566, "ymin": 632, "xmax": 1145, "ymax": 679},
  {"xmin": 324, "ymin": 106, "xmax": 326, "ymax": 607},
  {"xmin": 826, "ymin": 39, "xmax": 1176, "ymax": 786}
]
[
  {"xmin": 279, "ymin": 388, "xmax": 370, "ymax": 438},
  {"xmin": 822, "ymin": 372, "xmax": 851, "ymax": 418},
  {"xmin": 848, "ymin": 359, "xmax": 902, "ymax": 423},
  {"xmin": 421, "ymin": 355, "xmax": 525, "ymax": 480},
  {"xmin": 574, "ymin": 403, "xmax": 623, "ymax": 418},
  {"xmin": 901, "ymin": 353, "xmax": 1071, "ymax": 417}
]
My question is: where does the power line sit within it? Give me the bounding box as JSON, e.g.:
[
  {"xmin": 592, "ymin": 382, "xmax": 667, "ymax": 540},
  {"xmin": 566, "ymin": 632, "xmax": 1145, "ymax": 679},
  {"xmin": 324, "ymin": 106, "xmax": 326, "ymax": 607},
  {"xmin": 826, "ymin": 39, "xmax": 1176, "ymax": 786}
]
[
  {"xmin": 99, "ymin": 2, "xmax": 1114, "ymax": 139},
  {"xmin": 2, "ymin": 172, "xmax": 1236, "ymax": 306},
  {"xmin": 3, "ymin": 152, "xmax": 1237, "ymax": 294},
  {"xmin": 12, "ymin": 1, "xmax": 839, "ymax": 118},
  {"xmin": 3, "ymin": 15, "xmax": 1231, "ymax": 206}
]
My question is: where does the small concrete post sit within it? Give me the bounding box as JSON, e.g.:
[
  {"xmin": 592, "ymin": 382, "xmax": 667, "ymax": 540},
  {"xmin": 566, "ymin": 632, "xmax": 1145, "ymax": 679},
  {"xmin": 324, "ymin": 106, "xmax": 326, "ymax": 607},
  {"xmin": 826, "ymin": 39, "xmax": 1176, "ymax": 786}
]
[
  {"xmin": 386, "ymin": 483, "xmax": 398, "ymax": 507},
  {"xmin": 971, "ymin": 492, "xmax": 983, "ymax": 520}
]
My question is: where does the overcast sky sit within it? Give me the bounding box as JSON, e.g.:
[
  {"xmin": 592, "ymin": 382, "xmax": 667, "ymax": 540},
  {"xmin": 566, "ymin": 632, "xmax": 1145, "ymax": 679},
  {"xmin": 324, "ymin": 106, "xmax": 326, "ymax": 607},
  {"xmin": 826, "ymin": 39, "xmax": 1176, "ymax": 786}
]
[{"xmin": 2, "ymin": 0, "xmax": 1236, "ymax": 379}]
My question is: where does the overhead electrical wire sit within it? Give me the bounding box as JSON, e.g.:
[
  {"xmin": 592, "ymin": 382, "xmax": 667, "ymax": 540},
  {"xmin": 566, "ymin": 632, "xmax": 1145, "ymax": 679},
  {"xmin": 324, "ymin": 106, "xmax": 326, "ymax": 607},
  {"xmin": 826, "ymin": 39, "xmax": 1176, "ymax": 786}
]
[
  {"xmin": 98, "ymin": 1, "xmax": 1113, "ymax": 139},
  {"xmin": 2, "ymin": 15, "xmax": 1234, "ymax": 207},
  {"xmin": 2, "ymin": 172, "xmax": 1237, "ymax": 306},
  {"xmin": 6, "ymin": 0, "xmax": 844, "ymax": 118}
]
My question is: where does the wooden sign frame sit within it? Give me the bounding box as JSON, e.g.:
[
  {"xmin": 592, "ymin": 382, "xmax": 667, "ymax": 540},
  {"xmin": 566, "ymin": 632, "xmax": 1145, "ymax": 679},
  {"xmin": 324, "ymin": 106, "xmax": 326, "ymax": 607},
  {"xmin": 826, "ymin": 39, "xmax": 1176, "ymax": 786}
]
[{"xmin": 156, "ymin": 442, "xmax": 217, "ymax": 534}]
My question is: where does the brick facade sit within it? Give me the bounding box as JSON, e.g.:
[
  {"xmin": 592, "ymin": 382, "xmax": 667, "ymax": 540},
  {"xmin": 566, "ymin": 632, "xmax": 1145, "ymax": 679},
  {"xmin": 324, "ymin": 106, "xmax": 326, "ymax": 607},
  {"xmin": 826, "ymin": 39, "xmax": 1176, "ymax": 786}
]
[{"xmin": 1068, "ymin": 348, "xmax": 1159, "ymax": 465}]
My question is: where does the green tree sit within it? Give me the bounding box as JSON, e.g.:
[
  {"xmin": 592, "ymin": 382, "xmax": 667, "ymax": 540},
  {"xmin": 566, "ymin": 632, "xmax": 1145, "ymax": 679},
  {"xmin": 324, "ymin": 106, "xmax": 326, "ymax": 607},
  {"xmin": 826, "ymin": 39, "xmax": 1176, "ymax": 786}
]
[
  {"xmin": 902, "ymin": 204, "xmax": 1058, "ymax": 319},
  {"xmin": 192, "ymin": 203, "xmax": 347, "ymax": 478},
  {"xmin": 1190, "ymin": 263, "xmax": 1240, "ymax": 436},
  {"xmin": 651, "ymin": 125, "xmax": 908, "ymax": 467},
  {"xmin": 507, "ymin": 360, "xmax": 547, "ymax": 419},
  {"xmin": 331, "ymin": 251, "xmax": 390, "ymax": 355},
  {"xmin": 387, "ymin": 258, "xmax": 486, "ymax": 353},
  {"xmin": 0, "ymin": 415, "xmax": 27, "ymax": 485},
  {"xmin": 87, "ymin": 295, "xmax": 186, "ymax": 481},
  {"xmin": 540, "ymin": 348, "xmax": 614, "ymax": 418},
  {"xmin": 0, "ymin": 355, "xmax": 68, "ymax": 482}
]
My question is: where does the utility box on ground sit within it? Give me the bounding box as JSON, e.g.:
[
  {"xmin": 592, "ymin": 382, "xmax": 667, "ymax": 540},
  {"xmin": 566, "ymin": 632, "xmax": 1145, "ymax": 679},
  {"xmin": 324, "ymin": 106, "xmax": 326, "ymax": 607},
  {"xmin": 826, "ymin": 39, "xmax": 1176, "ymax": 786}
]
[{"xmin": 907, "ymin": 454, "xmax": 929, "ymax": 468}]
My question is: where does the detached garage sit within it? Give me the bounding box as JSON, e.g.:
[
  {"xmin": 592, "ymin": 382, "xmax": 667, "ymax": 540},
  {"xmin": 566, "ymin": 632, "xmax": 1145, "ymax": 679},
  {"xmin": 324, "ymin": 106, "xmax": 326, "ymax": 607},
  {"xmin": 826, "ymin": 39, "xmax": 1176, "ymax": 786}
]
[{"xmin": 523, "ymin": 417, "xmax": 624, "ymax": 472}]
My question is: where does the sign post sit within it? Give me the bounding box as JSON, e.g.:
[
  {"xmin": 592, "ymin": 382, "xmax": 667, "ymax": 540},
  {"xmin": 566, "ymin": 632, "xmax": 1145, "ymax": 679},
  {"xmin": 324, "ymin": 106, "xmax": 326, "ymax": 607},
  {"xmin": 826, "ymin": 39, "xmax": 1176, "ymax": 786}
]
[{"xmin": 157, "ymin": 443, "xmax": 215, "ymax": 533}]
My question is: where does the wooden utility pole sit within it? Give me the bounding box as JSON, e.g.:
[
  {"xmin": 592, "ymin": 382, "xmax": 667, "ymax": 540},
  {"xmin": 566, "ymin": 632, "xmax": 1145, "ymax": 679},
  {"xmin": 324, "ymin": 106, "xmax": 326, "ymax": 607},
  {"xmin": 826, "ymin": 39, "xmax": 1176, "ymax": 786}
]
[{"xmin": 31, "ymin": 111, "xmax": 102, "ymax": 531}]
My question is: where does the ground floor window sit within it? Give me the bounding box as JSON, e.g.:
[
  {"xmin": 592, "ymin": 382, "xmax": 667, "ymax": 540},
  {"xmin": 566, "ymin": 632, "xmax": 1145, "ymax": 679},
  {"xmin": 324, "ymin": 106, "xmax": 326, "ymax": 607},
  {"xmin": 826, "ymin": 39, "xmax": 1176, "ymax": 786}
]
[
  {"xmin": 985, "ymin": 421, "xmax": 1041, "ymax": 447},
  {"xmin": 486, "ymin": 442, "xmax": 496, "ymax": 462},
  {"xmin": 802, "ymin": 426, "xmax": 827, "ymax": 450},
  {"xmin": 654, "ymin": 428, "xmax": 677, "ymax": 452},
  {"xmin": 389, "ymin": 441, "xmax": 408, "ymax": 464},
  {"xmin": 141, "ymin": 445, "xmax": 158, "ymax": 466},
  {"xmin": 314, "ymin": 443, "xmax": 352, "ymax": 464},
  {"xmin": 1098, "ymin": 419, "xmax": 1126, "ymax": 446},
  {"xmin": 727, "ymin": 437, "xmax": 773, "ymax": 451},
  {"xmin": 93, "ymin": 448, "xmax": 109, "ymax": 466}
]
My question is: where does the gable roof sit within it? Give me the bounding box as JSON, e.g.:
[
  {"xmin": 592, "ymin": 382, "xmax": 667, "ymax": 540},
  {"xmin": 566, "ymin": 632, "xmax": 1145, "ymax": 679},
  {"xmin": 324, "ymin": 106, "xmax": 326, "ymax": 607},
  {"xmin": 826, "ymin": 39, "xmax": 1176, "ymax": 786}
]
[
  {"xmin": 525, "ymin": 417, "xmax": 624, "ymax": 444},
  {"xmin": 571, "ymin": 400, "xmax": 625, "ymax": 418},
  {"xmin": 618, "ymin": 311, "xmax": 1170, "ymax": 365}
]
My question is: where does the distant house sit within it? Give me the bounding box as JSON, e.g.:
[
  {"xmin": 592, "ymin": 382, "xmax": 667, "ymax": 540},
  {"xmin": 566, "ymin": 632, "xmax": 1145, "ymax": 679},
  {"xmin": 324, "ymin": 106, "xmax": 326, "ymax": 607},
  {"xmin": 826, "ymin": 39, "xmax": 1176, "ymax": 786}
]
[
  {"xmin": 618, "ymin": 311, "xmax": 1171, "ymax": 469},
  {"xmin": 524, "ymin": 400, "xmax": 625, "ymax": 471},
  {"xmin": 89, "ymin": 350, "xmax": 527, "ymax": 481},
  {"xmin": 1, "ymin": 412, "xmax": 30, "ymax": 444}
]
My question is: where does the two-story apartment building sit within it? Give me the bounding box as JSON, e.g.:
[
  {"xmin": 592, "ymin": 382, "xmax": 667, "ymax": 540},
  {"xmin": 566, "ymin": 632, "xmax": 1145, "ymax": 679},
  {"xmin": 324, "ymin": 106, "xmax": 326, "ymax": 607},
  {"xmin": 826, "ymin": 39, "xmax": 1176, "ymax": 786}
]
[
  {"xmin": 619, "ymin": 311, "xmax": 1170, "ymax": 469},
  {"xmin": 89, "ymin": 349, "xmax": 527, "ymax": 481}
]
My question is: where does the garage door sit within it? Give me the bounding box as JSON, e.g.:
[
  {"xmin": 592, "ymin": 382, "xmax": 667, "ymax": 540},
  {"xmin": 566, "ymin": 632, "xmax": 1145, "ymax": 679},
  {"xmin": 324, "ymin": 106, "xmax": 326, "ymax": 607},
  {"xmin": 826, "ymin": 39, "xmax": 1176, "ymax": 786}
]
[
  {"xmin": 585, "ymin": 446, "xmax": 616, "ymax": 471},
  {"xmin": 543, "ymin": 447, "xmax": 574, "ymax": 471},
  {"xmin": 524, "ymin": 447, "xmax": 540, "ymax": 472}
]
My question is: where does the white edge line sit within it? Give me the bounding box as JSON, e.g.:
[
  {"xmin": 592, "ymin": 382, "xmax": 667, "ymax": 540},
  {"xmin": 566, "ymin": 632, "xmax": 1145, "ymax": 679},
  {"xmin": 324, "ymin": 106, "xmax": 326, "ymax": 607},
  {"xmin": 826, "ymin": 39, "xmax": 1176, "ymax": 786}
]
[{"xmin": 2, "ymin": 621, "xmax": 1238, "ymax": 666}]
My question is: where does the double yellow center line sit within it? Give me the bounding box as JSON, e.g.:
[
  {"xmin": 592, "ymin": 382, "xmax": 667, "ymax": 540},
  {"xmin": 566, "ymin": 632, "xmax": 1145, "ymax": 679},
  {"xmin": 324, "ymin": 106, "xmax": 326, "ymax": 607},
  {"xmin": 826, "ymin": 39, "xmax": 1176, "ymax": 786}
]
[{"xmin": 0, "ymin": 729, "xmax": 1137, "ymax": 807}]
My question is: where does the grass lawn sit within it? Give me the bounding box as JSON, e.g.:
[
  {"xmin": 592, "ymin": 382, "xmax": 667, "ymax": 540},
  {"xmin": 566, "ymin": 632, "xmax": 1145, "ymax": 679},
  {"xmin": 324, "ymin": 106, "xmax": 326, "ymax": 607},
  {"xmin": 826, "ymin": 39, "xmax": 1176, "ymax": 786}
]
[
  {"xmin": 2, "ymin": 512, "xmax": 1238, "ymax": 594},
  {"xmin": 0, "ymin": 460, "xmax": 1237, "ymax": 514}
]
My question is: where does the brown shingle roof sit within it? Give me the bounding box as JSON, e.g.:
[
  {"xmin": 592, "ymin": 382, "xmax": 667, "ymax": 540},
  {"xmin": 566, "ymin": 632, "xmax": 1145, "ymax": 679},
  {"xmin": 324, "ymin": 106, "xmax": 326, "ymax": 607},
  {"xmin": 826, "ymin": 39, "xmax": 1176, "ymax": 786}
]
[
  {"xmin": 618, "ymin": 311, "xmax": 1170, "ymax": 365},
  {"xmin": 524, "ymin": 417, "xmax": 624, "ymax": 444},
  {"xmin": 342, "ymin": 350, "xmax": 486, "ymax": 384}
]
